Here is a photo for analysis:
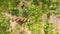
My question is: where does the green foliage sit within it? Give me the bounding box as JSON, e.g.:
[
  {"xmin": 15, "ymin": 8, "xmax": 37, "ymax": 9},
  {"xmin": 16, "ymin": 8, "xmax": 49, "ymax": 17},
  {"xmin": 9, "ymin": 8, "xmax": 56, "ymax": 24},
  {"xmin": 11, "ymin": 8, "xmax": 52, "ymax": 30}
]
[
  {"xmin": 0, "ymin": 13, "xmax": 10, "ymax": 34},
  {"xmin": 0, "ymin": 0, "xmax": 60, "ymax": 34}
]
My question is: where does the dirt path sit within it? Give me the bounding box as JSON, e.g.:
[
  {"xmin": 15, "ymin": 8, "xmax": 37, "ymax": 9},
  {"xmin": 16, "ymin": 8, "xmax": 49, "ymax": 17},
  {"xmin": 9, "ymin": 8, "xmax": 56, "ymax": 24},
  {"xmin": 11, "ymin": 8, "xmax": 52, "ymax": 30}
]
[
  {"xmin": 49, "ymin": 14, "xmax": 60, "ymax": 33},
  {"xmin": 42, "ymin": 13, "xmax": 60, "ymax": 34},
  {"xmin": 3, "ymin": 12, "xmax": 31, "ymax": 34}
]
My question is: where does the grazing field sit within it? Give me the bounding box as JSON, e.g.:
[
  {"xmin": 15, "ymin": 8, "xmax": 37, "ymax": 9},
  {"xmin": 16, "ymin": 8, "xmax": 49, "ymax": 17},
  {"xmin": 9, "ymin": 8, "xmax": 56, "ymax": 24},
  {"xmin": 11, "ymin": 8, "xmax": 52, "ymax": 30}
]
[{"xmin": 0, "ymin": 0, "xmax": 60, "ymax": 34}]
